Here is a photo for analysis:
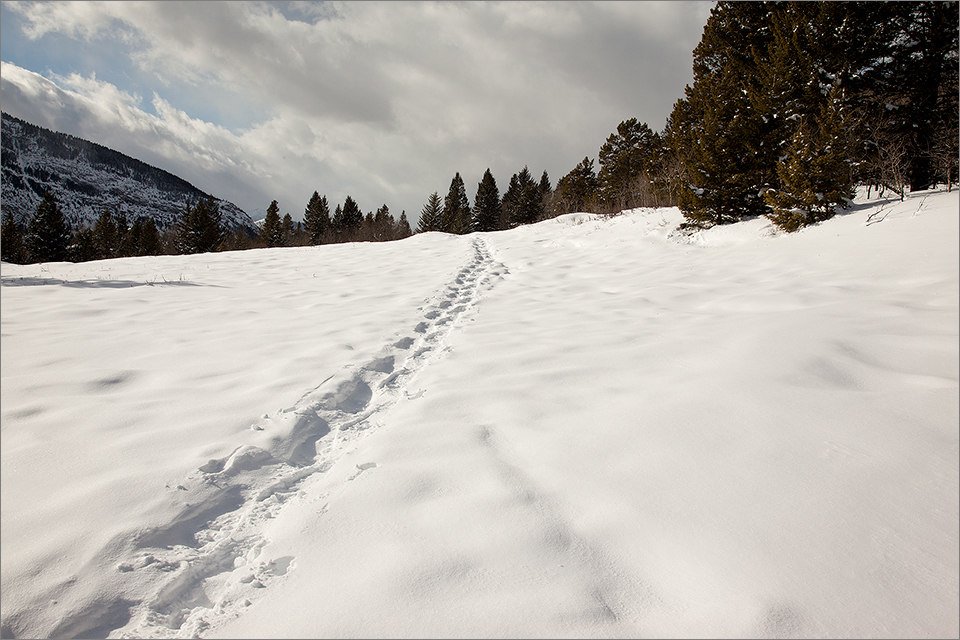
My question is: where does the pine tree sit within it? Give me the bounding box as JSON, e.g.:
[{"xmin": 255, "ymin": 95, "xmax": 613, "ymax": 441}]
[
  {"xmin": 26, "ymin": 192, "xmax": 72, "ymax": 263},
  {"xmin": 442, "ymin": 172, "xmax": 472, "ymax": 234},
  {"xmin": 539, "ymin": 170, "xmax": 552, "ymax": 195},
  {"xmin": 416, "ymin": 192, "xmax": 443, "ymax": 233},
  {"xmin": 764, "ymin": 88, "xmax": 854, "ymax": 231},
  {"xmin": 68, "ymin": 227, "xmax": 97, "ymax": 262},
  {"xmin": 396, "ymin": 211, "xmax": 413, "ymax": 238},
  {"xmin": 553, "ymin": 157, "xmax": 599, "ymax": 215},
  {"xmin": 341, "ymin": 196, "xmax": 363, "ymax": 236},
  {"xmin": 597, "ymin": 118, "xmax": 660, "ymax": 211},
  {"xmin": 501, "ymin": 166, "xmax": 542, "ymax": 227},
  {"xmin": 178, "ymin": 197, "xmax": 225, "ymax": 254},
  {"xmin": 303, "ymin": 191, "xmax": 330, "ymax": 244},
  {"xmin": 1, "ymin": 210, "xmax": 28, "ymax": 264},
  {"xmin": 125, "ymin": 216, "xmax": 162, "ymax": 256},
  {"xmin": 517, "ymin": 167, "xmax": 544, "ymax": 225},
  {"xmin": 93, "ymin": 208, "xmax": 119, "ymax": 259},
  {"xmin": 259, "ymin": 200, "xmax": 284, "ymax": 248},
  {"xmin": 473, "ymin": 168, "xmax": 501, "ymax": 232}
]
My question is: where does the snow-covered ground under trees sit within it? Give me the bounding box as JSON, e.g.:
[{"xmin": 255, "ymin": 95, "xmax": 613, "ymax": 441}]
[{"xmin": 2, "ymin": 188, "xmax": 958, "ymax": 639}]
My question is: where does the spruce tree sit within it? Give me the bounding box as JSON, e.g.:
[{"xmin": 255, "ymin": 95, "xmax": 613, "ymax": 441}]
[
  {"xmin": 417, "ymin": 192, "xmax": 443, "ymax": 233},
  {"xmin": 1, "ymin": 210, "xmax": 28, "ymax": 264},
  {"xmin": 93, "ymin": 208, "xmax": 119, "ymax": 259},
  {"xmin": 26, "ymin": 192, "xmax": 72, "ymax": 263},
  {"xmin": 539, "ymin": 170, "xmax": 552, "ymax": 196},
  {"xmin": 396, "ymin": 211, "xmax": 413, "ymax": 238},
  {"xmin": 473, "ymin": 168, "xmax": 502, "ymax": 232},
  {"xmin": 442, "ymin": 172, "xmax": 472, "ymax": 234},
  {"xmin": 259, "ymin": 200, "xmax": 283, "ymax": 247},
  {"xmin": 553, "ymin": 157, "xmax": 599, "ymax": 215},
  {"xmin": 340, "ymin": 196, "xmax": 363, "ymax": 235},
  {"xmin": 597, "ymin": 119, "xmax": 660, "ymax": 211},
  {"xmin": 280, "ymin": 213, "xmax": 295, "ymax": 246},
  {"xmin": 303, "ymin": 191, "xmax": 330, "ymax": 244},
  {"xmin": 178, "ymin": 197, "xmax": 225, "ymax": 254},
  {"xmin": 764, "ymin": 88, "xmax": 854, "ymax": 231}
]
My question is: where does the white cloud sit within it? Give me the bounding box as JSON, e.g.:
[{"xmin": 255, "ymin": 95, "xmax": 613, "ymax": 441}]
[{"xmin": 2, "ymin": 1, "xmax": 711, "ymax": 219}]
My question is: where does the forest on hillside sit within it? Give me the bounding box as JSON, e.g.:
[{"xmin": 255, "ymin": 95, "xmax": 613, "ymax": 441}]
[{"xmin": 2, "ymin": 1, "xmax": 956, "ymax": 265}]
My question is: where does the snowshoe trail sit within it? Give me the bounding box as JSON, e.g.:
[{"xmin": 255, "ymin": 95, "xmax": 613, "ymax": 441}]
[{"xmin": 90, "ymin": 237, "xmax": 508, "ymax": 638}]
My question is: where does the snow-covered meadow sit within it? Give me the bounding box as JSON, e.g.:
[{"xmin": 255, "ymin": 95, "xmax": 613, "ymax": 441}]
[{"xmin": 2, "ymin": 189, "xmax": 957, "ymax": 639}]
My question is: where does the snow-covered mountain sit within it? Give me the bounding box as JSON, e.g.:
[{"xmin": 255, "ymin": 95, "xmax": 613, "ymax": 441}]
[{"xmin": 1, "ymin": 112, "xmax": 256, "ymax": 233}]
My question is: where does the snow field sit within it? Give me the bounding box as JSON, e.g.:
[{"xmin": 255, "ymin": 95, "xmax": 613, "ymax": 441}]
[{"xmin": 1, "ymin": 189, "xmax": 957, "ymax": 638}]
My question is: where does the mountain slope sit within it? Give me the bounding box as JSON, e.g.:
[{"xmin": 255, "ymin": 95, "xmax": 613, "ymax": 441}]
[{"xmin": 1, "ymin": 112, "xmax": 255, "ymax": 232}]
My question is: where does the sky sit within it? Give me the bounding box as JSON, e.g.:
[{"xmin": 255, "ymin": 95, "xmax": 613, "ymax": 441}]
[
  {"xmin": 2, "ymin": 188, "xmax": 957, "ymax": 638},
  {"xmin": 0, "ymin": 1, "xmax": 713, "ymax": 221}
]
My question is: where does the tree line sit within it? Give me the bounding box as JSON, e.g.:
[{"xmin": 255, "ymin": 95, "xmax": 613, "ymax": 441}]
[
  {"xmin": 3, "ymin": 1, "xmax": 955, "ymax": 264},
  {"xmin": 415, "ymin": 2, "xmax": 956, "ymax": 236},
  {"xmin": 0, "ymin": 189, "xmax": 415, "ymax": 264}
]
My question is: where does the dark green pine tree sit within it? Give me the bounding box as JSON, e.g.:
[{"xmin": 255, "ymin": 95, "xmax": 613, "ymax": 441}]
[
  {"xmin": 281, "ymin": 213, "xmax": 295, "ymax": 246},
  {"xmin": 442, "ymin": 172, "xmax": 472, "ymax": 234},
  {"xmin": 517, "ymin": 167, "xmax": 544, "ymax": 226},
  {"xmin": 340, "ymin": 196, "xmax": 363, "ymax": 236},
  {"xmin": 178, "ymin": 196, "xmax": 225, "ymax": 254},
  {"xmin": 416, "ymin": 192, "xmax": 443, "ymax": 233},
  {"xmin": 677, "ymin": 1, "xmax": 776, "ymax": 226},
  {"xmin": 124, "ymin": 216, "xmax": 163, "ymax": 256},
  {"xmin": 396, "ymin": 211, "xmax": 413, "ymax": 238},
  {"xmin": 501, "ymin": 166, "xmax": 542, "ymax": 227},
  {"xmin": 93, "ymin": 208, "xmax": 120, "ymax": 259},
  {"xmin": 26, "ymin": 191, "xmax": 72, "ymax": 263},
  {"xmin": 1, "ymin": 210, "xmax": 29, "ymax": 264},
  {"xmin": 538, "ymin": 170, "xmax": 552, "ymax": 196},
  {"xmin": 473, "ymin": 168, "xmax": 501, "ymax": 232},
  {"xmin": 597, "ymin": 118, "xmax": 660, "ymax": 211},
  {"xmin": 68, "ymin": 227, "xmax": 97, "ymax": 263},
  {"xmin": 764, "ymin": 88, "xmax": 854, "ymax": 232},
  {"xmin": 552, "ymin": 157, "xmax": 599, "ymax": 215},
  {"xmin": 303, "ymin": 191, "xmax": 330, "ymax": 244},
  {"xmin": 259, "ymin": 200, "xmax": 284, "ymax": 247}
]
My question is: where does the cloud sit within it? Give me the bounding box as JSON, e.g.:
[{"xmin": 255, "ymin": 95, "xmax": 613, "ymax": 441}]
[{"xmin": 2, "ymin": 1, "xmax": 711, "ymax": 220}]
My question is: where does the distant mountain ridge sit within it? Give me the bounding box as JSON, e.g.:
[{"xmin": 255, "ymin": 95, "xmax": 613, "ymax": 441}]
[{"xmin": 1, "ymin": 112, "xmax": 255, "ymax": 232}]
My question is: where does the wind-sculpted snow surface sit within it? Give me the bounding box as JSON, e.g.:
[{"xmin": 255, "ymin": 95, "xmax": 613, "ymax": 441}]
[{"xmin": 2, "ymin": 190, "xmax": 958, "ymax": 639}]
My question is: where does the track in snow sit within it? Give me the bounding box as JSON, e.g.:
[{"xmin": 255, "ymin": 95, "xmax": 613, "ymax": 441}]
[{"xmin": 44, "ymin": 238, "xmax": 508, "ymax": 640}]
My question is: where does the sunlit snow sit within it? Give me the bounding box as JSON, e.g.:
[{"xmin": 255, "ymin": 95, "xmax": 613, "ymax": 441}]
[{"xmin": 2, "ymin": 189, "xmax": 957, "ymax": 639}]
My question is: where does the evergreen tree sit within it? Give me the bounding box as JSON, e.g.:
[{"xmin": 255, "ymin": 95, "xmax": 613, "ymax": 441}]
[
  {"xmin": 259, "ymin": 200, "xmax": 284, "ymax": 248},
  {"xmin": 552, "ymin": 157, "xmax": 599, "ymax": 215},
  {"xmin": 501, "ymin": 166, "xmax": 542, "ymax": 227},
  {"xmin": 539, "ymin": 170, "xmax": 552, "ymax": 195},
  {"xmin": 396, "ymin": 211, "xmax": 413, "ymax": 238},
  {"xmin": 1, "ymin": 210, "xmax": 28, "ymax": 264},
  {"xmin": 331, "ymin": 204, "xmax": 345, "ymax": 237},
  {"xmin": 597, "ymin": 118, "xmax": 661, "ymax": 211},
  {"xmin": 178, "ymin": 196, "xmax": 225, "ymax": 254},
  {"xmin": 340, "ymin": 196, "xmax": 363, "ymax": 235},
  {"xmin": 303, "ymin": 191, "xmax": 330, "ymax": 244},
  {"xmin": 68, "ymin": 227, "xmax": 97, "ymax": 263},
  {"xmin": 282, "ymin": 213, "xmax": 295, "ymax": 246},
  {"xmin": 764, "ymin": 88, "xmax": 854, "ymax": 231},
  {"xmin": 442, "ymin": 172, "xmax": 472, "ymax": 234},
  {"xmin": 26, "ymin": 191, "xmax": 72, "ymax": 263},
  {"xmin": 93, "ymin": 208, "xmax": 120, "ymax": 259},
  {"xmin": 473, "ymin": 168, "xmax": 502, "ymax": 232},
  {"xmin": 125, "ymin": 216, "xmax": 162, "ymax": 256},
  {"xmin": 416, "ymin": 192, "xmax": 444, "ymax": 233}
]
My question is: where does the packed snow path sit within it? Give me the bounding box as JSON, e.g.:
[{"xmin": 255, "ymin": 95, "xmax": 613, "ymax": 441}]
[{"xmin": 29, "ymin": 238, "xmax": 509, "ymax": 639}]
